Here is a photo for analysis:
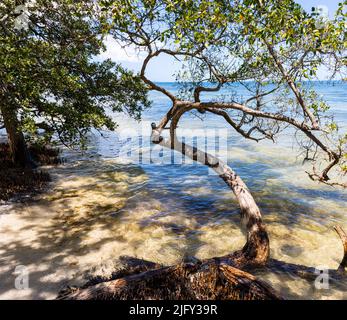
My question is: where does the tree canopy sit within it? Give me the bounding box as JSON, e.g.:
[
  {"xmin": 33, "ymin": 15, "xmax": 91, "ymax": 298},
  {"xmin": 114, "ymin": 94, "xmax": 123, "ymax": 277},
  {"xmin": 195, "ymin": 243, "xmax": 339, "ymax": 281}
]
[
  {"xmin": 0, "ymin": 0, "xmax": 149, "ymax": 166},
  {"xmin": 101, "ymin": 0, "xmax": 347, "ymax": 186}
]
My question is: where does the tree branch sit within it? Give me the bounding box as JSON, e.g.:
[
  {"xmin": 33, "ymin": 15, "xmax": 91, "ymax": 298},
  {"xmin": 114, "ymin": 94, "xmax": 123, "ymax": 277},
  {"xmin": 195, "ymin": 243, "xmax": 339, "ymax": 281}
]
[
  {"xmin": 206, "ymin": 108, "xmax": 262, "ymax": 142},
  {"xmin": 334, "ymin": 226, "xmax": 347, "ymax": 273},
  {"xmin": 264, "ymin": 41, "xmax": 320, "ymax": 129}
]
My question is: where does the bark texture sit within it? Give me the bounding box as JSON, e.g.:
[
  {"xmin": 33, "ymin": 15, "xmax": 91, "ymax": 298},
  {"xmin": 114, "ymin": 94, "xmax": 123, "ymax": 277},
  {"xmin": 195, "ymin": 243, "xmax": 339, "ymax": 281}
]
[
  {"xmin": 58, "ymin": 261, "xmax": 282, "ymax": 300},
  {"xmin": 0, "ymin": 104, "xmax": 32, "ymax": 168}
]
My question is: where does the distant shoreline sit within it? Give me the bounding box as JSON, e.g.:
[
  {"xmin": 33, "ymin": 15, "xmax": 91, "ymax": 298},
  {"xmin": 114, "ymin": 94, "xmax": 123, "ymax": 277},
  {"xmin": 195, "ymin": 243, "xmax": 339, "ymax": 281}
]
[{"xmin": 153, "ymin": 80, "xmax": 346, "ymax": 84}]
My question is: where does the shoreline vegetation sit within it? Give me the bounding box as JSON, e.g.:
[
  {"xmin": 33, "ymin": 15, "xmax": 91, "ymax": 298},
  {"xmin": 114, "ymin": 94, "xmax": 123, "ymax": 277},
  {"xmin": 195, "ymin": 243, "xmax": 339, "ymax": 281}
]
[
  {"xmin": 0, "ymin": 0, "xmax": 346, "ymax": 300},
  {"xmin": 0, "ymin": 143, "xmax": 60, "ymax": 202}
]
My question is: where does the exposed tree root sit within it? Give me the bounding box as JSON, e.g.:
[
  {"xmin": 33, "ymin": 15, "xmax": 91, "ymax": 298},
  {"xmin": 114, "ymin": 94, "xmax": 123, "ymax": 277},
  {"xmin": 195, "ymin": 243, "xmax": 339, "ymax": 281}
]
[
  {"xmin": 58, "ymin": 225, "xmax": 347, "ymax": 300},
  {"xmin": 0, "ymin": 143, "xmax": 60, "ymax": 201},
  {"xmin": 58, "ymin": 259, "xmax": 283, "ymax": 300}
]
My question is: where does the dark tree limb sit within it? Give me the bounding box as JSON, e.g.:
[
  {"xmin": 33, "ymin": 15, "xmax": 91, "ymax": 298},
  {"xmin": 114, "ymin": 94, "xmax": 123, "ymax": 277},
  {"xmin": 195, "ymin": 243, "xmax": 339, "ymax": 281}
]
[
  {"xmin": 263, "ymin": 41, "xmax": 320, "ymax": 129},
  {"xmin": 206, "ymin": 108, "xmax": 272, "ymax": 142},
  {"xmin": 334, "ymin": 225, "xmax": 347, "ymax": 273}
]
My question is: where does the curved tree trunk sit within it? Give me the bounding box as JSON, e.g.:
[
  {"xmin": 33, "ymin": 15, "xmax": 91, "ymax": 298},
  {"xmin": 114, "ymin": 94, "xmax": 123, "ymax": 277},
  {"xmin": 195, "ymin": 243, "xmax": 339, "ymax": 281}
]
[
  {"xmin": 58, "ymin": 113, "xmax": 347, "ymax": 300},
  {"xmin": 58, "ymin": 122, "xmax": 273, "ymax": 300},
  {"xmin": 0, "ymin": 104, "xmax": 32, "ymax": 168},
  {"xmin": 151, "ymin": 125, "xmax": 269, "ymax": 267}
]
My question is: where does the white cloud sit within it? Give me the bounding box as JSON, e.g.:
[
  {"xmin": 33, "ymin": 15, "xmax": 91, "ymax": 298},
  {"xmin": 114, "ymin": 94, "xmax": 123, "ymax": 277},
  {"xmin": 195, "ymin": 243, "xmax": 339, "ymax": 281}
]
[{"xmin": 98, "ymin": 36, "xmax": 146, "ymax": 63}]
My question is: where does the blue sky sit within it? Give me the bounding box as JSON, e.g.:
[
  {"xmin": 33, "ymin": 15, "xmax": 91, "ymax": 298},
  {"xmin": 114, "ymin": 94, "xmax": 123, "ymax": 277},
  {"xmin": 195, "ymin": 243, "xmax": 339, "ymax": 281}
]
[
  {"xmin": 296, "ymin": 0, "xmax": 341, "ymax": 16},
  {"xmin": 99, "ymin": 0, "xmax": 343, "ymax": 81}
]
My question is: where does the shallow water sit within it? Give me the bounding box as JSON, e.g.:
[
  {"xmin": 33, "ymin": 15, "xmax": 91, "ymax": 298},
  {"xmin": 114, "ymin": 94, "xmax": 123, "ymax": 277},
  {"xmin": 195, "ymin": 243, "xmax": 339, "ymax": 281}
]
[{"xmin": 1, "ymin": 81, "xmax": 347, "ymax": 299}]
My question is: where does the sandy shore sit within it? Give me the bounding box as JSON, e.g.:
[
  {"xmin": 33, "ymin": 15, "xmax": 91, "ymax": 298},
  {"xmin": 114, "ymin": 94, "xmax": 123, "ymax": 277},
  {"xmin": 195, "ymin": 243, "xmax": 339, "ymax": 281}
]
[
  {"xmin": 1, "ymin": 156, "xmax": 347, "ymax": 300},
  {"xmin": 0, "ymin": 159, "xmax": 149, "ymax": 299}
]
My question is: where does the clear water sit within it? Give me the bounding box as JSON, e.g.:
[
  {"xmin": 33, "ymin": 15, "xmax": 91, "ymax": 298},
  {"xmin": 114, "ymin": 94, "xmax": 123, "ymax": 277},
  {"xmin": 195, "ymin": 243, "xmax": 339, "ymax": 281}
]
[
  {"xmin": 0, "ymin": 81, "xmax": 346, "ymax": 299},
  {"xmin": 87, "ymin": 81, "xmax": 347, "ymax": 299}
]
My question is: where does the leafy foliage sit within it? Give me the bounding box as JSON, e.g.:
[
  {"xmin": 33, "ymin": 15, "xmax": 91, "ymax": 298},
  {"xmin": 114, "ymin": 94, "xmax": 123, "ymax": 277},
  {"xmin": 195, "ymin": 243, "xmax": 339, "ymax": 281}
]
[
  {"xmin": 0, "ymin": 0, "xmax": 149, "ymax": 149},
  {"xmin": 101, "ymin": 0, "xmax": 346, "ymax": 185}
]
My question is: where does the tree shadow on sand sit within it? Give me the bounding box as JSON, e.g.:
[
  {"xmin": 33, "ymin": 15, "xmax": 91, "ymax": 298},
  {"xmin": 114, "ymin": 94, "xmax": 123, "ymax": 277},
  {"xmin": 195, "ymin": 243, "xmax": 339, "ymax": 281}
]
[{"xmin": 1, "ymin": 157, "xmax": 346, "ymax": 299}]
